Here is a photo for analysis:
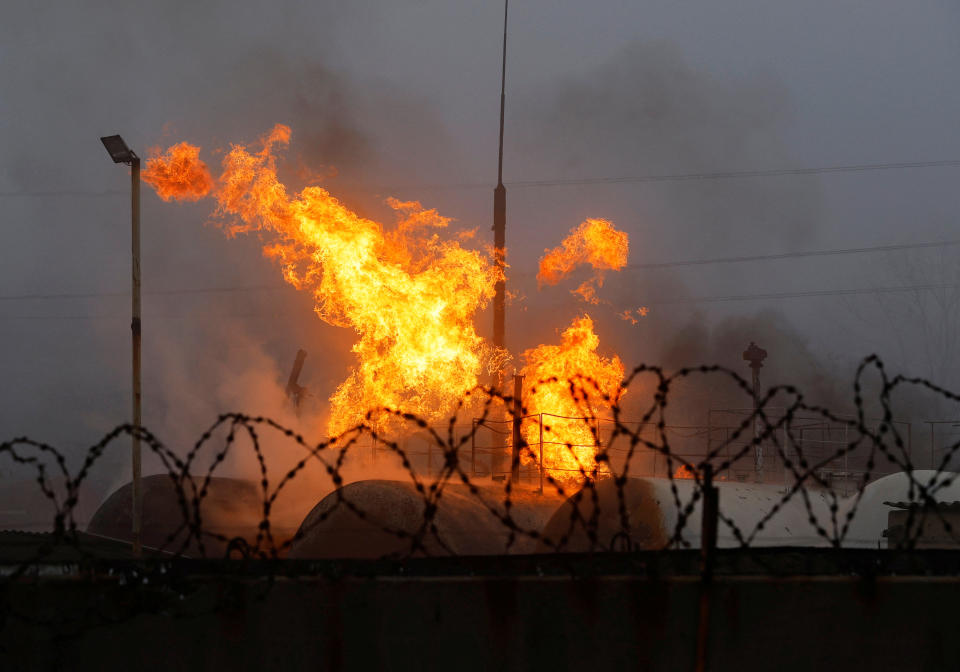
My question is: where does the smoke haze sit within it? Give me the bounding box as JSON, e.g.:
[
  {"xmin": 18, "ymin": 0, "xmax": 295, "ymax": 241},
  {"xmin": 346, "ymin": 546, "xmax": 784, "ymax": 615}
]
[{"xmin": 3, "ymin": 0, "xmax": 960, "ymax": 520}]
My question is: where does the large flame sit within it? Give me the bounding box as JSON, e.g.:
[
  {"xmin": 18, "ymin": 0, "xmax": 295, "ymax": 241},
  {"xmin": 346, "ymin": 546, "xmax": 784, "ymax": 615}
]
[
  {"xmin": 520, "ymin": 315, "xmax": 624, "ymax": 483},
  {"xmin": 144, "ymin": 125, "xmax": 502, "ymax": 436},
  {"xmin": 143, "ymin": 142, "xmax": 214, "ymax": 202},
  {"xmin": 537, "ymin": 218, "xmax": 628, "ymax": 305},
  {"xmin": 145, "ymin": 125, "xmax": 636, "ymax": 486}
]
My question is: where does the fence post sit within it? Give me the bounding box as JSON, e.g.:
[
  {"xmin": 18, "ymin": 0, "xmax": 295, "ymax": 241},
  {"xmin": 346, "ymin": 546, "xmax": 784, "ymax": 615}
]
[
  {"xmin": 700, "ymin": 464, "xmax": 718, "ymax": 576},
  {"xmin": 595, "ymin": 416, "xmax": 602, "ymax": 476},
  {"xmin": 471, "ymin": 419, "xmax": 477, "ymax": 477},
  {"xmin": 695, "ymin": 463, "xmax": 718, "ymax": 672},
  {"xmin": 511, "ymin": 374, "xmax": 524, "ymax": 484},
  {"xmin": 538, "ymin": 414, "xmax": 544, "ymax": 494}
]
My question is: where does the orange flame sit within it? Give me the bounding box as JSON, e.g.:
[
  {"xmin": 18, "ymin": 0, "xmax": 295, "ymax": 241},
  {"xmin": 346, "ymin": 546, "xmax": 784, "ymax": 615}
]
[
  {"xmin": 145, "ymin": 126, "xmax": 635, "ymax": 488},
  {"xmin": 520, "ymin": 315, "xmax": 624, "ymax": 483},
  {"xmin": 142, "ymin": 142, "xmax": 214, "ymax": 201},
  {"xmin": 673, "ymin": 464, "xmax": 696, "ymax": 480},
  {"xmin": 618, "ymin": 306, "xmax": 650, "ymax": 325},
  {"xmin": 145, "ymin": 125, "xmax": 503, "ymax": 436},
  {"xmin": 537, "ymin": 218, "xmax": 628, "ymax": 306}
]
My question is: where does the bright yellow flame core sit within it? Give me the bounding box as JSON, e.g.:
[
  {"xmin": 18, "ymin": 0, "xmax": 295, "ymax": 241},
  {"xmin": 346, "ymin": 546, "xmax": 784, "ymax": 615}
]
[
  {"xmin": 537, "ymin": 218, "xmax": 628, "ymax": 285},
  {"xmin": 520, "ymin": 315, "xmax": 625, "ymax": 483},
  {"xmin": 210, "ymin": 125, "xmax": 501, "ymax": 435},
  {"xmin": 142, "ymin": 127, "xmax": 632, "ymax": 482}
]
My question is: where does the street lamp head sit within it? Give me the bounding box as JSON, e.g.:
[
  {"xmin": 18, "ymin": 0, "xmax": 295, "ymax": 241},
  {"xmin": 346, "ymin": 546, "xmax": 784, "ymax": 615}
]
[
  {"xmin": 100, "ymin": 135, "xmax": 137, "ymax": 164},
  {"xmin": 742, "ymin": 341, "xmax": 768, "ymax": 371}
]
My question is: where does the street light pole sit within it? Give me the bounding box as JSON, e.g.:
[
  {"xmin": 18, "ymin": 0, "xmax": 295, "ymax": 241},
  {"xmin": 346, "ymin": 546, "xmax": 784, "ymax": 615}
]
[
  {"xmin": 130, "ymin": 155, "xmax": 142, "ymax": 558},
  {"xmin": 100, "ymin": 135, "xmax": 142, "ymax": 558}
]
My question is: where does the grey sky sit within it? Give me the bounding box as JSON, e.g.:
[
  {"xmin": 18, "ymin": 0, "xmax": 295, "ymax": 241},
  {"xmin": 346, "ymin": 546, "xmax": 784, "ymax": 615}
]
[{"xmin": 2, "ymin": 0, "xmax": 960, "ymax": 490}]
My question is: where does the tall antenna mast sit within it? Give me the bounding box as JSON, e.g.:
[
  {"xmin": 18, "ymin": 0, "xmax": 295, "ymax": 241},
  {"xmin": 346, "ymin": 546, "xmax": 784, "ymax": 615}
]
[
  {"xmin": 488, "ymin": 0, "xmax": 509, "ymax": 477},
  {"xmin": 492, "ymin": 0, "xmax": 508, "ymax": 361}
]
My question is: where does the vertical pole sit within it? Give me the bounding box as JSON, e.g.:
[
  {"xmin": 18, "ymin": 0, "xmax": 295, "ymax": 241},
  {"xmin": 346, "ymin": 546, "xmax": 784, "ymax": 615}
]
[
  {"xmin": 538, "ymin": 413, "xmax": 544, "ymax": 493},
  {"xmin": 131, "ymin": 157, "xmax": 142, "ymax": 559},
  {"xmin": 510, "ymin": 374, "xmax": 524, "ymax": 484},
  {"xmin": 695, "ymin": 463, "xmax": 718, "ymax": 672},
  {"xmin": 490, "ymin": 0, "xmax": 510, "ymax": 478},
  {"xmin": 700, "ymin": 464, "xmax": 718, "ymax": 573},
  {"xmin": 752, "ymin": 366, "xmax": 762, "ymax": 482},
  {"xmin": 907, "ymin": 422, "xmax": 912, "ymax": 466},
  {"xmin": 471, "ymin": 419, "xmax": 476, "ymax": 477},
  {"xmin": 593, "ymin": 416, "xmax": 601, "ymax": 482},
  {"xmin": 743, "ymin": 342, "xmax": 767, "ymax": 483},
  {"xmin": 492, "ymin": 0, "xmax": 509, "ymax": 353},
  {"xmin": 843, "ymin": 428, "xmax": 849, "ymax": 488},
  {"xmin": 706, "ymin": 412, "xmax": 712, "ymax": 478},
  {"xmin": 783, "ymin": 422, "xmax": 789, "ymax": 486},
  {"xmin": 492, "ymin": 0, "xmax": 508, "ymax": 353},
  {"xmin": 726, "ymin": 428, "xmax": 731, "ymax": 480}
]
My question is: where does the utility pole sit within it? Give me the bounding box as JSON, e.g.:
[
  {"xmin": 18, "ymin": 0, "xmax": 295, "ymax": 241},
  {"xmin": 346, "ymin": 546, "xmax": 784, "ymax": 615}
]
[
  {"xmin": 100, "ymin": 135, "xmax": 142, "ymax": 558},
  {"xmin": 493, "ymin": 0, "xmax": 508, "ymax": 356},
  {"xmin": 490, "ymin": 0, "xmax": 509, "ymax": 476},
  {"xmin": 742, "ymin": 342, "xmax": 767, "ymax": 483}
]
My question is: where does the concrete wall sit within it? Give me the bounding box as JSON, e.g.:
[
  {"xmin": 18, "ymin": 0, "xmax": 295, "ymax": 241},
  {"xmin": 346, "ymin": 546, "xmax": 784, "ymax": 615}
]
[{"xmin": 2, "ymin": 551, "xmax": 958, "ymax": 671}]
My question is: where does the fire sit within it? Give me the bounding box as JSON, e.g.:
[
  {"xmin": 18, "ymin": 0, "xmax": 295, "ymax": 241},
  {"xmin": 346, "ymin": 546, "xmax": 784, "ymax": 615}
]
[
  {"xmin": 145, "ymin": 125, "xmax": 637, "ymax": 487},
  {"xmin": 618, "ymin": 306, "xmax": 650, "ymax": 325},
  {"xmin": 520, "ymin": 315, "xmax": 624, "ymax": 483},
  {"xmin": 537, "ymin": 218, "xmax": 628, "ymax": 305},
  {"xmin": 143, "ymin": 142, "xmax": 214, "ymax": 202},
  {"xmin": 673, "ymin": 464, "xmax": 696, "ymax": 480},
  {"xmin": 144, "ymin": 125, "xmax": 502, "ymax": 436}
]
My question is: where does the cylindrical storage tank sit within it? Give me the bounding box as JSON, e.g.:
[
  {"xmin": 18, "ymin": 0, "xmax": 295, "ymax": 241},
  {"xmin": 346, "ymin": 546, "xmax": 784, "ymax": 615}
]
[
  {"xmin": 87, "ymin": 474, "xmax": 265, "ymax": 557},
  {"xmin": 536, "ymin": 476, "xmax": 836, "ymax": 552},
  {"xmin": 288, "ymin": 479, "xmax": 562, "ymax": 558},
  {"xmin": 840, "ymin": 470, "xmax": 960, "ymax": 548}
]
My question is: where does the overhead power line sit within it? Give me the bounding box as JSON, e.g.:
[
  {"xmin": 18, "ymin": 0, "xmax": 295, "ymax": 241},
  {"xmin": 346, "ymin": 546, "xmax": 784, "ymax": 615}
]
[
  {"xmin": 3, "ymin": 158, "xmax": 960, "ymax": 198},
  {"xmin": 4, "ymin": 281, "xmax": 957, "ymax": 320},
  {"xmin": 0, "ymin": 189, "xmax": 126, "ymax": 198},
  {"xmin": 3, "ymin": 238, "xmax": 960, "ymax": 303},
  {"xmin": 0, "ymin": 285, "xmax": 286, "ymax": 302},
  {"xmin": 505, "ymin": 159, "xmax": 960, "ymax": 189},
  {"xmin": 649, "ymin": 282, "xmax": 960, "ymax": 306},
  {"xmin": 629, "ymin": 239, "xmax": 960, "ymax": 270},
  {"xmin": 0, "ymin": 311, "xmax": 300, "ymax": 321}
]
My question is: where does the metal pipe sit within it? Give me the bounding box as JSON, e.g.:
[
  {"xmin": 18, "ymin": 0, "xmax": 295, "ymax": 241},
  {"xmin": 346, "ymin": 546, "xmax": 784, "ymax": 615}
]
[{"xmin": 131, "ymin": 157, "xmax": 142, "ymax": 559}]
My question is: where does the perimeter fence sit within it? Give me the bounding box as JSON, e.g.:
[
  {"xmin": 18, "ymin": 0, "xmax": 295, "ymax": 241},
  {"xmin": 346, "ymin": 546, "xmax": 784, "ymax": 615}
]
[{"xmin": 4, "ymin": 355, "xmax": 960, "ymax": 636}]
